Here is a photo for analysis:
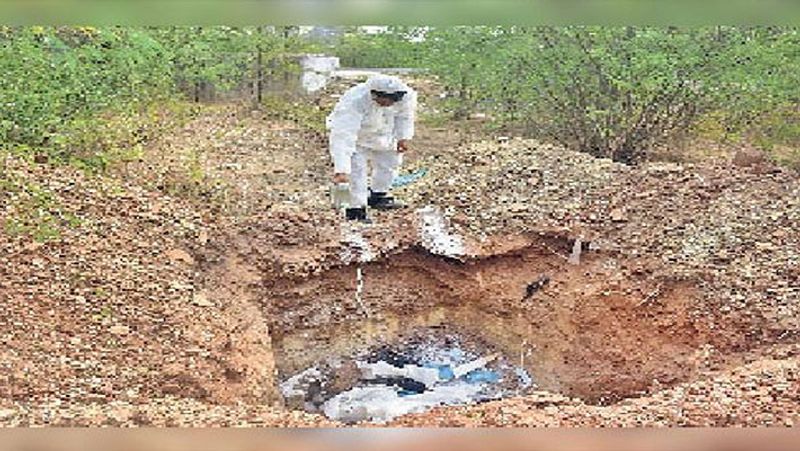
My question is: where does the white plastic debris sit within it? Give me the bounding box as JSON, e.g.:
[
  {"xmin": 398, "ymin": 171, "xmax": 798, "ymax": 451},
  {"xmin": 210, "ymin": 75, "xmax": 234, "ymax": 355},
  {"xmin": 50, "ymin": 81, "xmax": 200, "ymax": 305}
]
[
  {"xmin": 514, "ymin": 367, "xmax": 534, "ymax": 389},
  {"xmin": 340, "ymin": 225, "xmax": 374, "ymax": 263},
  {"xmin": 280, "ymin": 367, "xmax": 322, "ymax": 398},
  {"xmin": 417, "ymin": 206, "xmax": 465, "ymax": 258},
  {"xmin": 322, "ymin": 383, "xmax": 484, "ymax": 423},
  {"xmin": 354, "ymin": 266, "xmax": 368, "ymax": 316},
  {"xmin": 568, "ymin": 238, "xmax": 582, "ymax": 265},
  {"xmin": 452, "ymin": 353, "xmax": 499, "ymax": 379},
  {"xmin": 287, "ymin": 335, "xmax": 535, "ymax": 423}
]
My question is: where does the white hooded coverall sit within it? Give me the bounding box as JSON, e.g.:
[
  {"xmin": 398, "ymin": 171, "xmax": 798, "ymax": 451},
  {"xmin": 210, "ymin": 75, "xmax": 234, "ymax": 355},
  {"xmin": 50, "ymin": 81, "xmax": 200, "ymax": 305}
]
[{"xmin": 326, "ymin": 75, "xmax": 417, "ymax": 208}]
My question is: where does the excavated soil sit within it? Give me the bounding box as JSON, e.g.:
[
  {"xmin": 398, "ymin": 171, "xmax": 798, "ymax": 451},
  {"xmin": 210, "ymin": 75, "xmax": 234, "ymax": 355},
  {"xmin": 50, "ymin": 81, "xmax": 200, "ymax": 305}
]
[{"xmin": 265, "ymin": 239, "xmax": 708, "ymax": 405}]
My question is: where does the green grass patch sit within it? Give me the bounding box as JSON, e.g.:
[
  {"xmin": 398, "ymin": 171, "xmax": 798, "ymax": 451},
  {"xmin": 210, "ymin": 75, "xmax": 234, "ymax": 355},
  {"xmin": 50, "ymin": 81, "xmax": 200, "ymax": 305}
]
[{"xmin": 1, "ymin": 174, "xmax": 82, "ymax": 242}]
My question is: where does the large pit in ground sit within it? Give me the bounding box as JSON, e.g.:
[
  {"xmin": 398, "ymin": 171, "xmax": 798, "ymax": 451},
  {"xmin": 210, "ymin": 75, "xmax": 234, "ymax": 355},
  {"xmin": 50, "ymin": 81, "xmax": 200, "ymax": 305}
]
[{"xmin": 258, "ymin": 235, "xmax": 722, "ymax": 422}]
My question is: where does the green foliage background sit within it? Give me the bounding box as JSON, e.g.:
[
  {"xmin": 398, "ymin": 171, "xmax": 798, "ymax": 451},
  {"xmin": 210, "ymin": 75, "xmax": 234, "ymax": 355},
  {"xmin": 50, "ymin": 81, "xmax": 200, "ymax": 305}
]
[
  {"xmin": 333, "ymin": 26, "xmax": 800, "ymax": 163},
  {"xmin": 1, "ymin": 26, "xmax": 798, "ymax": 166},
  {"xmin": 0, "ymin": 26, "xmax": 316, "ymax": 168}
]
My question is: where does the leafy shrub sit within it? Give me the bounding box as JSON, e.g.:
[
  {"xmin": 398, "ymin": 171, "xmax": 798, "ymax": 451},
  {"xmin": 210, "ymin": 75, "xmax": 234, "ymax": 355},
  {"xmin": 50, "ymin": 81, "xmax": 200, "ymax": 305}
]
[
  {"xmin": 0, "ymin": 27, "xmax": 173, "ymax": 158},
  {"xmin": 333, "ymin": 26, "xmax": 800, "ymax": 164}
]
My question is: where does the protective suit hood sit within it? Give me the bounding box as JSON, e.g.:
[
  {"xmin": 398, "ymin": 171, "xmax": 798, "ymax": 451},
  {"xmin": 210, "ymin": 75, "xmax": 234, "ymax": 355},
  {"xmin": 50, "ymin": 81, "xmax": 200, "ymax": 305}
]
[{"xmin": 365, "ymin": 74, "xmax": 408, "ymax": 93}]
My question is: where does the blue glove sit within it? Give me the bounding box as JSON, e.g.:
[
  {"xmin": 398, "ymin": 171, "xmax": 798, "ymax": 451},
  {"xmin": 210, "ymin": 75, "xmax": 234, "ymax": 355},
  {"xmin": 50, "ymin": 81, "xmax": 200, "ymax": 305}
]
[{"xmin": 392, "ymin": 168, "xmax": 428, "ymax": 188}]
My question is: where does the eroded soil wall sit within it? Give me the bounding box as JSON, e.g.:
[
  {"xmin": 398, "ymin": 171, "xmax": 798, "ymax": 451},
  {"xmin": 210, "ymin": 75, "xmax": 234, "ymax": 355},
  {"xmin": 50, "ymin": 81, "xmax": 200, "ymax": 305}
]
[{"xmin": 261, "ymin": 236, "xmax": 716, "ymax": 404}]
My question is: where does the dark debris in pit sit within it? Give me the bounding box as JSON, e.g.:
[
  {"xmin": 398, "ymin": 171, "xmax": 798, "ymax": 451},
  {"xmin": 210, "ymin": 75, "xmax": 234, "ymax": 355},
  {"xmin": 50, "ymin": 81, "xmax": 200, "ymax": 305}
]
[{"xmin": 278, "ymin": 326, "xmax": 535, "ymax": 423}]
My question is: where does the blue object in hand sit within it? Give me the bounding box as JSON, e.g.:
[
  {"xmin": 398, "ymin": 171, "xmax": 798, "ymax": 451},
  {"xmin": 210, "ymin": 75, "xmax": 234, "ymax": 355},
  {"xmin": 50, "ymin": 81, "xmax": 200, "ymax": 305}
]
[{"xmin": 392, "ymin": 168, "xmax": 428, "ymax": 188}]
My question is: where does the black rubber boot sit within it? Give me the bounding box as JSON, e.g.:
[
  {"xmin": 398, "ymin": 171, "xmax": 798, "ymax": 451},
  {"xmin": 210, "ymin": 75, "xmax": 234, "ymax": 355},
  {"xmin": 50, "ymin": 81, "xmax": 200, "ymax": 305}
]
[
  {"xmin": 368, "ymin": 191, "xmax": 405, "ymax": 210},
  {"xmin": 345, "ymin": 207, "xmax": 371, "ymax": 223}
]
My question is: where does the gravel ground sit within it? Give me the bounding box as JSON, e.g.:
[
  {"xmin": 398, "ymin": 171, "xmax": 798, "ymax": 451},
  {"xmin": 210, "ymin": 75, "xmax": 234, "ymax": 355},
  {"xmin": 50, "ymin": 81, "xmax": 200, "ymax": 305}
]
[{"xmin": 1, "ymin": 94, "xmax": 798, "ymax": 426}]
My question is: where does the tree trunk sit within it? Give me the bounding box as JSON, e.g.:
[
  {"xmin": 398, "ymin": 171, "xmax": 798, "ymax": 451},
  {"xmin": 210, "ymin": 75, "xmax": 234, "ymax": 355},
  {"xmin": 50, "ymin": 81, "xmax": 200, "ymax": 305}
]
[{"xmin": 256, "ymin": 45, "xmax": 263, "ymax": 104}]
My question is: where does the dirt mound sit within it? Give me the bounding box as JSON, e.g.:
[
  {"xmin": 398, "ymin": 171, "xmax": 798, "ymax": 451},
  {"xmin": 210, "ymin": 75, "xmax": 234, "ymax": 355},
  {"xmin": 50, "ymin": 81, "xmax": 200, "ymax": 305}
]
[
  {"xmin": 392, "ymin": 344, "xmax": 800, "ymax": 427},
  {"xmin": 403, "ymin": 138, "xmax": 800, "ymax": 346},
  {"xmin": 0, "ymin": 153, "xmax": 281, "ymax": 422}
]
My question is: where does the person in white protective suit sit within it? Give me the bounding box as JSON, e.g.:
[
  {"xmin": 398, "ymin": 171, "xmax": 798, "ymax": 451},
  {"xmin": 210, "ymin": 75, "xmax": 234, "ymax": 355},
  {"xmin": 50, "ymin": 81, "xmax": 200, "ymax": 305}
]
[{"xmin": 326, "ymin": 74, "xmax": 417, "ymax": 222}]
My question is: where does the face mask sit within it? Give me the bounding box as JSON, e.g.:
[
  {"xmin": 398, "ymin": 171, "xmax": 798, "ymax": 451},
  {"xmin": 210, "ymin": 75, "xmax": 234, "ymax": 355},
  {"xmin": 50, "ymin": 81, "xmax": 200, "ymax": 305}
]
[{"xmin": 371, "ymin": 90, "xmax": 407, "ymax": 102}]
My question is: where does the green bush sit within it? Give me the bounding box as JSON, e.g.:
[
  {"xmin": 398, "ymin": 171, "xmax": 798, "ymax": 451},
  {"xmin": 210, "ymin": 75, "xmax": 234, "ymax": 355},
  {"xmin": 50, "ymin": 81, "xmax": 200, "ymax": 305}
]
[
  {"xmin": 0, "ymin": 27, "xmax": 173, "ymax": 159},
  {"xmin": 0, "ymin": 26, "xmax": 318, "ymax": 167},
  {"xmin": 333, "ymin": 26, "xmax": 800, "ymax": 164},
  {"xmin": 334, "ymin": 27, "xmax": 426, "ymax": 68}
]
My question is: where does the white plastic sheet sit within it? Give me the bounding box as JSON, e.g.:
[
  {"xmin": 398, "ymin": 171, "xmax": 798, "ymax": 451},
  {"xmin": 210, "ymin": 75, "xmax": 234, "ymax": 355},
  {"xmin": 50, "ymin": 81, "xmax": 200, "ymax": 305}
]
[{"xmin": 322, "ymin": 383, "xmax": 484, "ymax": 423}]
